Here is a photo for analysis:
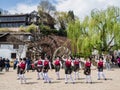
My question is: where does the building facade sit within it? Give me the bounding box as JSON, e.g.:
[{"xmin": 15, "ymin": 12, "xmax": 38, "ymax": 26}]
[
  {"xmin": 0, "ymin": 44, "xmax": 27, "ymax": 60},
  {"xmin": 0, "ymin": 11, "xmax": 39, "ymax": 28},
  {"xmin": 0, "ymin": 33, "xmax": 31, "ymax": 60}
]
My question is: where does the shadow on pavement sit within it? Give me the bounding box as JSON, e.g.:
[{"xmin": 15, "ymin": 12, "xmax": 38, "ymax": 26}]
[
  {"xmin": 25, "ymin": 82, "xmax": 38, "ymax": 85},
  {"xmin": 75, "ymin": 81, "xmax": 103, "ymax": 84},
  {"xmin": 0, "ymin": 72, "xmax": 4, "ymax": 75},
  {"xmin": 50, "ymin": 81, "xmax": 61, "ymax": 84}
]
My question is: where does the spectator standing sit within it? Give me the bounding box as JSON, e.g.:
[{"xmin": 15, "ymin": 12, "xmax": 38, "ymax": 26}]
[
  {"xmin": 5, "ymin": 58, "xmax": 10, "ymax": 72},
  {"xmin": 26, "ymin": 57, "xmax": 31, "ymax": 72},
  {"xmin": 105, "ymin": 55, "xmax": 111, "ymax": 70},
  {"xmin": 13, "ymin": 58, "xmax": 19, "ymax": 70}
]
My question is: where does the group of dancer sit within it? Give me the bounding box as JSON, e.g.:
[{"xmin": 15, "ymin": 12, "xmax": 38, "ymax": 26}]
[{"xmin": 16, "ymin": 55, "xmax": 109, "ymax": 84}]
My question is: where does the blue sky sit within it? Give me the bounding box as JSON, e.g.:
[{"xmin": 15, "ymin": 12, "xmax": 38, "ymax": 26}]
[
  {"xmin": 0, "ymin": 0, "xmax": 120, "ymax": 19},
  {"xmin": 0, "ymin": 0, "xmax": 57, "ymax": 10},
  {"xmin": 0, "ymin": 0, "xmax": 36, "ymax": 9}
]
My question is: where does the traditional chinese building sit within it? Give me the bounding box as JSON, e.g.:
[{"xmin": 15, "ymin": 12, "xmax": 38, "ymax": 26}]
[
  {"xmin": 0, "ymin": 11, "xmax": 39, "ymax": 28},
  {"xmin": 0, "ymin": 32, "xmax": 31, "ymax": 60}
]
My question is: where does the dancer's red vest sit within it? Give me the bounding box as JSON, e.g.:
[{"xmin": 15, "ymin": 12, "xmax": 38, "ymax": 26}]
[
  {"xmin": 44, "ymin": 60, "xmax": 49, "ymax": 66},
  {"xmin": 54, "ymin": 60, "xmax": 60, "ymax": 66},
  {"xmin": 74, "ymin": 60, "xmax": 79, "ymax": 66},
  {"xmin": 65, "ymin": 60, "xmax": 71, "ymax": 67},
  {"xmin": 20, "ymin": 62, "xmax": 26, "ymax": 69},
  {"xmin": 37, "ymin": 60, "xmax": 43, "ymax": 65},
  {"xmin": 98, "ymin": 61, "xmax": 103, "ymax": 67},
  {"xmin": 85, "ymin": 61, "xmax": 91, "ymax": 67}
]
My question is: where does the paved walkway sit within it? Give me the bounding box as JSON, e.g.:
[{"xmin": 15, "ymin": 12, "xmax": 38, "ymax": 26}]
[{"xmin": 0, "ymin": 68, "xmax": 120, "ymax": 90}]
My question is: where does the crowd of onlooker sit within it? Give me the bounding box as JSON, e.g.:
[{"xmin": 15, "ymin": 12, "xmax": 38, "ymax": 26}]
[
  {"xmin": 0, "ymin": 57, "xmax": 10, "ymax": 72},
  {"xmin": 95, "ymin": 54, "xmax": 120, "ymax": 69}
]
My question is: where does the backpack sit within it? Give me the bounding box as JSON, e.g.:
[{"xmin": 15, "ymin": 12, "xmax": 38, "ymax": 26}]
[{"xmin": 44, "ymin": 60, "xmax": 49, "ymax": 67}]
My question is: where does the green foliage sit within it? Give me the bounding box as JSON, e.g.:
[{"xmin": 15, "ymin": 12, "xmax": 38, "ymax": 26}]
[
  {"xmin": 19, "ymin": 26, "xmax": 26, "ymax": 32},
  {"xmin": 40, "ymin": 28, "xmax": 67, "ymax": 36},
  {"xmin": 90, "ymin": 6, "xmax": 120, "ymax": 53},
  {"xmin": 67, "ymin": 6, "xmax": 120, "ymax": 57},
  {"xmin": 55, "ymin": 11, "xmax": 77, "ymax": 31},
  {"xmin": 39, "ymin": 24, "xmax": 51, "ymax": 31},
  {"xmin": 26, "ymin": 24, "xmax": 37, "ymax": 33},
  {"xmin": 58, "ymin": 30, "xmax": 67, "ymax": 36}
]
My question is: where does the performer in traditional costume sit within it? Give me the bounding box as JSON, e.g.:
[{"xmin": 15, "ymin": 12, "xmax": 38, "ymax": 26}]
[
  {"xmin": 19, "ymin": 58, "xmax": 27, "ymax": 84},
  {"xmin": 73, "ymin": 58, "xmax": 81, "ymax": 80},
  {"xmin": 35, "ymin": 56, "xmax": 44, "ymax": 80},
  {"xmin": 84, "ymin": 58, "xmax": 92, "ymax": 84},
  {"xmin": 43, "ymin": 57, "xmax": 52, "ymax": 83},
  {"xmin": 97, "ymin": 58, "xmax": 107, "ymax": 80},
  {"xmin": 53, "ymin": 57, "xmax": 62, "ymax": 80},
  {"xmin": 62, "ymin": 56, "xmax": 74, "ymax": 84}
]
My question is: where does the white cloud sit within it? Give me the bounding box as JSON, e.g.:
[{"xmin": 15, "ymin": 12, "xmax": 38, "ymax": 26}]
[
  {"xmin": 56, "ymin": 0, "xmax": 120, "ymax": 20},
  {"xmin": 9, "ymin": 3, "xmax": 37, "ymax": 14},
  {"xmin": 8, "ymin": 0, "xmax": 120, "ymax": 19}
]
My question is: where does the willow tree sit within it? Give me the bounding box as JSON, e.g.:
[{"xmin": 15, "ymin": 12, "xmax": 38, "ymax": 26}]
[
  {"xmin": 67, "ymin": 6, "xmax": 120, "ymax": 57},
  {"xmin": 67, "ymin": 20, "xmax": 83, "ymax": 56},
  {"xmin": 67, "ymin": 17, "xmax": 100, "ymax": 57},
  {"xmin": 89, "ymin": 6, "xmax": 120, "ymax": 54}
]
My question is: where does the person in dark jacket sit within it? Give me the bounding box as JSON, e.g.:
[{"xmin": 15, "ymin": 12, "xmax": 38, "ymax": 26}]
[
  {"xmin": 5, "ymin": 58, "xmax": 10, "ymax": 72},
  {"xmin": 26, "ymin": 57, "xmax": 31, "ymax": 72},
  {"xmin": 0, "ymin": 57, "xmax": 3, "ymax": 71},
  {"xmin": 1, "ymin": 58, "xmax": 5, "ymax": 71},
  {"xmin": 13, "ymin": 58, "xmax": 19, "ymax": 70}
]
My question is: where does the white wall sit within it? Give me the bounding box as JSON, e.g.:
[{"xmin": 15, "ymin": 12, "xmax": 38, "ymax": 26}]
[
  {"xmin": 0, "ymin": 49, "xmax": 11, "ymax": 59},
  {"xmin": 0, "ymin": 44, "xmax": 27, "ymax": 60}
]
